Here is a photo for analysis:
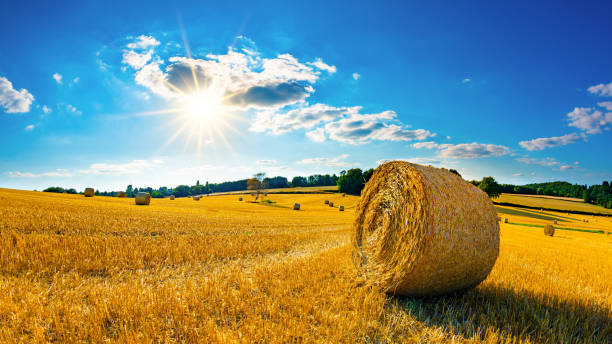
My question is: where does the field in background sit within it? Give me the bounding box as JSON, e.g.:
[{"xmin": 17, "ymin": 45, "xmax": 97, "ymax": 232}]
[
  {"xmin": 209, "ymin": 185, "xmax": 339, "ymax": 196},
  {"xmin": 0, "ymin": 188, "xmax": 610, "ymax": 343},
  {"xmin": 497, "ymin": 193, "xmax": 612, "ymax": 215}
]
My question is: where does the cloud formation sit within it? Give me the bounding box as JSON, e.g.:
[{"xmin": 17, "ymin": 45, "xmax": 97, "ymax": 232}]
[
  {"xmin": 413, "ymin": 141, "xmax": 510, "ymax": 159},
  {"xmin": 587, "ymin": 82, "xmax": 612, "ymax": 97},
  {"xmin": 515, "ymin": 157, "xmax": 560, "ymax": 166},
  {"xmin": 305, "ymin": 127, "xmax": 326, "ymax": 142},
  {"xmin": 296, "ymin": 154, "xmax": 350, "ymax": 167},
  {"xmin": 7, "ymin": 169, "xmax": 72, "ymax": 178},
  {"xmin": 518, "ymin": 133, "xmax": 580, "ymax": 151},
  {"xmin": 566, "ymin": 107, "xmax": 612, "ymax": 134},
  {"xmin": 79, "ymin": 159, "xmax": 163, "ymax": 175},
  {"xmin": 53, "ymin": 73, "xmax": 62, "ymax": 84},
  {"xmin": 126, "ymin": 35, "xmax": 160, "ymax": 49},
  {"xmin": 0, "ymin": 76, "xmax": 34, "ymax": 113}
]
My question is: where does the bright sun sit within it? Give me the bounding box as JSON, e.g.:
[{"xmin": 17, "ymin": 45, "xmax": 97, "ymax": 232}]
[{"xmin": 183, "ymin": 91, "xmax": 224, "ymax": 125}]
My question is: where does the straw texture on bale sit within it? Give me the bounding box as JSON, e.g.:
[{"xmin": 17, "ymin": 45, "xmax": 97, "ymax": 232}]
[
  {"xmin": 339, "ymin": 205, "xmax": 345, "ymax": 211},
  {"xmin": 116, "ymin": 191, "xmax": 127, "ymax": 198},
  {"xmin": 135, "ymin": 192, "xmax": 151, "ymax": 205},
  {"xmin": 544, "ymin": 224, "xmax": 555, "ymax": 237},
  {"xmin": 293, "ymin": 203, "xmax": 300, "ymax": 210},
  {"xmin": 352, "ymin": 161, "xmax": 499, "ymax": 296},
  {"xmin": 169, "ymin": 195, "xmax": 175, "ymax": 200},
  {"xmin": 84, "ymin": 188, "xmax": 94, "ymax": 197}
]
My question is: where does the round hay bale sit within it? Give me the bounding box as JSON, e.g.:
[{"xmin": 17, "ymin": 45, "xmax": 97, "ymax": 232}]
[
  {"xmin": 553, "ymin": 219, "xmax": 557, "ymax": 225},
  {"xmin": 497, "ymin": 216, "xmax": 501, "ymax": 222},
  {"xmin": 84, "ymin": 188, "xmax": 95, "ymax": 197},
  {"xmin": 169, "ymin": 195, "xmax": 175, "ymax": 200},
  {"xmin": 352, "ymin": 161, "xmax": 499, "ymax": 296},
  {"xmin": 325, "ymin": 200, "xmax": 329, "ymax": 204},
  {"xmin": 504, "ymin": 218, "xmax": 509, "ymax": 223},
  {"xmin": 116, "ymin": 191, "xmax": 127, "ymax": 198},
  {"xmin": 193, "ymin": 196, "xmax": 200, "ymax": 201},
  {"xmin": 329, "ymin": 202, "xmax": 334, "ymax": 207},
  {"xmin": 135, "ymin": 192, "xmax": 151, "ymax": 205},
  {"xmin": 239, "ymin": 197, "xmax": 243, "ymax": 201},
  {"xmin": 544, "ymin": 224, "xmax": 555, "ymax": 237},
  {"xmin": 339, "ymin": 205, "xmax": 345, "ymax": 211},
  {"xmin": 293, "ymin": 203, "xmax": 300, "ymax": 210}
]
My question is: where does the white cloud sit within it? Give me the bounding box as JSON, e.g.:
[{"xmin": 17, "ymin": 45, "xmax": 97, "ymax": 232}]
[
  {"xmin": 126, "ymin": 35, "xmax": 160, "ymax": 49},
  {"xmin": 72, "ymin": 77, "xmax": 80, "ymax": 84},
  {"xmin": 256, "ymin": 160, "xmax": 278, "ymax": 165},
  {"xmin": 518, "ymin": 133, "xmax": 581, "ymax": 151},
  {"xmin": 352, "ymin": 73, "xmax": 361, "ymax": 80},
  {"xmin": 250, "ymin": 103, "xmax": 357, "ymax": 135},
  {"xmin": 24, "ymin": 124, "xmax": 35, "ymax": 131},
  {"xmin": 42, "ymin": 105, "xmax": 52, "ymax": 114},
  {"xmin": 7, "ymin": 169, "xmax": 72, "ymax": 178},
  {"xmin": 79, "ymin": 159, "xmax": 163, "ymax": 175},
  {"xmin": 462, "ymin": 78, "xmax": 471, "ymax": 84},
  {"xmin": 375, "ymin": 157, "xmax": 441, "ymax": 165},
  {"xmin": 513, "ymin": 173, "xmax": 523, "ymax": 177},
  {"xmin": 53, "ymin": 73, "xmax": 62, "ymax": 84},
  {"xmin": 598, "ymin": 101, "xmax": 612, "ymax": 111},
  {"xmin": 566, "ymin": 107, "xmax": 612, "ymax": 134},
  {"xmin": 296, "ymin": 154, "xmax": 350, "ymax": 167},
  {"xmin": 0, "ymin": 76, "xmax": 34, "ymax": 113},
  {"xmin": 412, "ymin": 141, "xmax": 440, "ymax": 149},
  {"xmin": 515, "ymin": 157, "xmax": 560, "ymax": 166},
  {"xmin": 65, "ymin": 104, "xmax": 81, "ymax": 115},
  {"xmin": 587, "ymin": 82, "xmax": 612, "ymax": 97},
  {"xmin": 324, "ymin": 111, "xmax": 435, "ymax": 145},
  {"xmin": 559, "ymin": 165, "xmax": 579, "ymax": 171},
  {"xmin": 305, "ymin": 127, "xmax": 326, "ymax": 142},
  {"xmin": 437, "ymin": 142, "xmax": 509, "ymax": 159},
  {"xmin": 122, "ymin": 49, "xmax": 154, "ymax": 69},
  {"xmin": 307, "ymin": 58, "xmax": 336, "ymax": 73}
]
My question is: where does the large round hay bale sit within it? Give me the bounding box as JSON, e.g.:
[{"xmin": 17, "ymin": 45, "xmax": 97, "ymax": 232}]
[
  {"xmin": 169, "ymin": 195, "xmax": 175, "ymax": 200},
  {"xmin": 293, "ymin": 203, "xmax": 300, "ymax": 210},
  {"xmin": 84, "ymin": 188, "xmax": 95, "ymax": 197},
  {"xmin": 544, "ymin": 224, "xmax": 555, "ymax": 236},
  {"xmin": 116, "ymin": 191, "xmax": 127, "ymax": 198},
  {"xmin": 339, "ymin": 205, "xmax": 345, "ymax": 211},
  {"xmin": 352, "ymin": 161, "xmax": 499, "ymax": 296},
  {"xmin": 135, "ymin": 192, "xmax": 151, "ymax": 205}
]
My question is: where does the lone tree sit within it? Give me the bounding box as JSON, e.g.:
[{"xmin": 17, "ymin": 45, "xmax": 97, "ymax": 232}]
[
  {"xmin": 247, "ymin": 172, "xmax": 267, "ymax": 201},
  {"xmin": 478, "ymin": 176, "xmax": 501, "ymax": 199}
]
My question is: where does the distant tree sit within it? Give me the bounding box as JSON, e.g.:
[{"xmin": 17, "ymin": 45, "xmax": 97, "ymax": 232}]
[
  {"xmin": 43, "ymin": 186, "xmax": 65, "ymax": 193},
  {"xmin": 173, "ymin": 185, "xmax": 190, "ymax": 197},
  {"xmin": 478, "ymin": 176, "xmax": 501, "ymax": 199},
  {"xmin": 291, "ymin": 176, "xmax": 308, "ymax": 187},
  {"xmin": 337, "ymin": 168, "xmax": 364, "ymax": 195},
  {"xmin": 126, "ymin": 185, "xmax": 134, "ymax": 198},
  {"xmin": 583, "ymin": 189, "xmax": 591, "ymax": 203},
  {"xmin": 247, "ymin": 172, "xmax": 267, "ymax": 201}
]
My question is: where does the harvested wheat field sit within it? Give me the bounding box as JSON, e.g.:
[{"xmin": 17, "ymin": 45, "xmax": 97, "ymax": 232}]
[{"xmin": 0, "ymin": 188, "xmax": 611, "ymax": 343}]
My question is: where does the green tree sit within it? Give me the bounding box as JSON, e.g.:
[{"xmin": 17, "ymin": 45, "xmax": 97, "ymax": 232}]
[
  {"xmin": 337, "ymin": 168, "xmax": 364, "ymax": 195},
  {"xmin": 478, "ymin": 176, "xmax": 501, "ymax": 198}
]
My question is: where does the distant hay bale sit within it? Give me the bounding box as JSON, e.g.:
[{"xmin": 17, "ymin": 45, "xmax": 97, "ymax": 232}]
[
  {"xmin": 84, "ymin": 188, "xmax": 94, "ymax": 197},
  {"xmin": 325, "ymin": 200, "xmax": 329, "ymax": 204},
  {"xmin": 352, "ymin": 161, "xmax": 499, "ymax": 296},
  {"xmin": 135, "ymin": 192, "xmax": 151, "ymax": 205},
  {"xmin": 553, "ymin": 219, "xmax": 557, "ymax": 225},
  {"xmin": 339, "ymin": 205, "xmax": 344, "ymax": 211},
  {"xmin": 497, "ymin": 216, "xmax": 501, "ymax": 222},
  {"xmin": 193, "ymin": 196, "xmax": 200, "ymax": 201},
  {"xmin": 504, "ymin": 218, "xmax": 509, "ymax": 223},
  {"xmin": 169, "ymin": 195, "xmax": 175, "ymax": 200},
  {"xmin": 239, "ymin": 197, "xmax": 243, "ymax": 201},
  {"xmin": 544, "ymin": 224, "xmax": 555, "ymax": 237},
  {"xmin": 116, "ymin": 191, "xmax": 127, "ymax": 198},
  {"xmin": 293, "ymin": 203, "xmax": 300, "ymax": 210},
  {"xmin": 329, "ymin": 202, "xmax": 334, "ymax": 207}
]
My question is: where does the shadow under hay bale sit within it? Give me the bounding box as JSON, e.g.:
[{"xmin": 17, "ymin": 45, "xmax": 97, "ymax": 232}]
[
  {"xmin": 84, "ymin": 188, "xmax": 94, "ymax": 197},
  {"xmin": 353, "ymin": 161, "xmax": 499, "ymax": 297},
  {"xmin": 135, "ymin": 192, "xmax": 151, "ymax": 205},
  {"xmin": 293, "ymin": 203, "xmax": 300, "ymax": 210},
  {"xmin": 544, "ymin": 224, "xmax": 555, "ymax": 237}
]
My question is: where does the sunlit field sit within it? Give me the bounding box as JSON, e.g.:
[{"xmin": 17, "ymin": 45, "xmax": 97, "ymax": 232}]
[
  {"xmin": 1, "ymin": 188, "xmax": 611, "ymax": 343},
  {"xmin": 497, "ymin": 193, "xmax": 612, "ymax": 215}
]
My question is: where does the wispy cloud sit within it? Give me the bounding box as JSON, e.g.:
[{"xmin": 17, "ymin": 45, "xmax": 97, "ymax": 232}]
[
  {"xmin": 587, "ymin": 81, "xmax": 612, "ymax": 97},
  {"xmin": 352, "ymin": 73, "xmax": 361, "ymax": 80},
  {"xmin": 296, "ymin": 154, "xmax": 351, "ymax": 167},
  {"xmin": 461, "ymin": 78, "xmax": 471, "ymax": 84},
  {"xmin": 413, "ymin": 141, "xmax": 510, "ymax": 159},
  {"xmin": 24, "ymin": 124, "xmax": 35, "ymax": 131},
  {"xmin": 515, "ymin": 157, "xmax": 560, "ymax": 166},
  {"xmin": 0, "ymin": 76, "xmax": 34, "ymax": 113},
  {"xmin": 518, "ymin": 133, "xmax": 581, "ymax": 151},
  {"xmin": 7, "ymin": 169, "xmax": 72, "ymax": 178},
  {"xmin": 256, "ymin": 159, "xmax": 278, "ymax": 165},
  {"xmin": 126, "ymin": 35, "xmax": 160, "ymax": 49},
  {"xmin": 79, "ymin": 159, "xmax": 163, "ymax": 175},
  {"xmin": 42, "ymin": 105, "xmax": 52, "ymax": 114},
  {"xmin": 52, "ymin": 73, "xmax": 62, "ymax": 84},
  {"xmin": 566, "ymin": 107, "xmax": 612, "ymax": 134},
  {"xmin": 305, "ymin": 127, "xmax": 326, "ymax": 142}
]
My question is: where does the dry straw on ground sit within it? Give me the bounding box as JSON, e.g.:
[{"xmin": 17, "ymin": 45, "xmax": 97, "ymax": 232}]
[
  {"xmin": 544, "ymin": 224, "xmax": 555, "ymax": 237},
  {"xmin": 135, "ymin": 192, "xmax": 151, "ymax": 205},
  {"xmin": 352, "ymin": 161, "xmax": 499, "ymax": 296},
  {"xmin": 293, "ymin": 203, "xmax": 300, "ymax": 210},
  {"xmin": 116, "ymin": 191, "xmax": 127, "ymax": 198},
  {"xmin": 84, "ymin": 188, "xmax": 94, "ymax": 197}
]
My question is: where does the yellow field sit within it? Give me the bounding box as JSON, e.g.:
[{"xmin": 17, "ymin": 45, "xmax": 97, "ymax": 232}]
[
  {"xmin": 0, "ymin": 188, "xmax": 611, "ymax": 343},
  {"xmin": 497, "ymin": 193, "xmax": 612, "ymax": 215},
  {"xmin": 210, "ymin": 185, "xmax": 339, "ymax": 195}
]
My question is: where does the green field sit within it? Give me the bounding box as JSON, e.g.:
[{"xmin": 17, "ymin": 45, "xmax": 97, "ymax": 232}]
[{"xmin": 496, "ymin": 193, "xmax": 612, "ymax": 215}]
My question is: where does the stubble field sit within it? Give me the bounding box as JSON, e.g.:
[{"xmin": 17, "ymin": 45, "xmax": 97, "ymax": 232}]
[{"xmin": 0, "ymin": 188, "xmax": 611, "ymax": 343}]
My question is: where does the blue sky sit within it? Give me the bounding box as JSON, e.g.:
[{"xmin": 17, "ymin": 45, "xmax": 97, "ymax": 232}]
[{"xmin": 1, "ymin": 1, "xmax": 612, "ymax": 191}]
